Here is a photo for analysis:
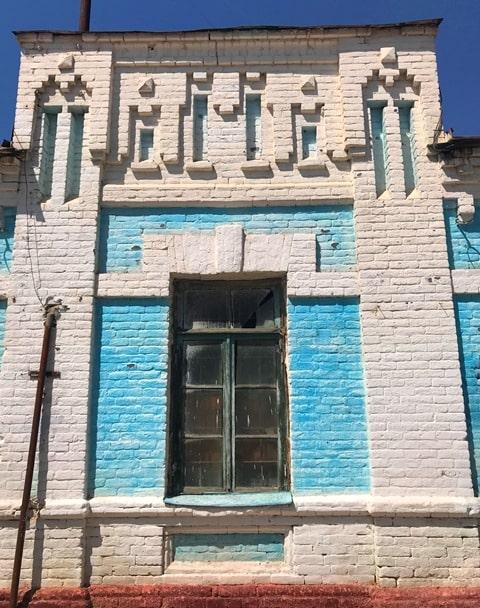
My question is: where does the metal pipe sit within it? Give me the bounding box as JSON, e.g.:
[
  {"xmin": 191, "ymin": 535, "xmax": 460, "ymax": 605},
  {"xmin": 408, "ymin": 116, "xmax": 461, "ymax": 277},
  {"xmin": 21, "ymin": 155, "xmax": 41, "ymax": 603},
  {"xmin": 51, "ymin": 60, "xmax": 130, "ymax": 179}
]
[
  {"xmin": 79, "ymin": 0, "xmax": 92, "ymax": 32},
  {"xmin": 9, "ymin": 306, "xmax": 59, "ymax": 608}
]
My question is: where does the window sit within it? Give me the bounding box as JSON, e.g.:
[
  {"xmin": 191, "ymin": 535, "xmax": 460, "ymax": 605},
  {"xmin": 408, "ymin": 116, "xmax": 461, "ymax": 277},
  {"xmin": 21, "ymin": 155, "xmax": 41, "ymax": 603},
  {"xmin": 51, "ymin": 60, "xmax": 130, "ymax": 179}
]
[
  {"xmin": 245, "ymin": 95, "xmax": 262, "ymax": 160},
  {"xmin": 369, "ymin": 104, "xmax": 388, "ymax": 197},
  {"xmin": 301, "ymin": 126, "xmax": 317, "ymax": 159},
  {"xmin": 168, "ymin": 280, "xmax": 288, "ymax": 497},
  {"xmin": 39, "ymin": 109, "xmax": 59, "ymax": 197},
  {"xmin": 193, "ymin": 96, "xmax": 208, "ymax": 161},
  {"xmin": 398, "ymin": 103, "xmax": 417, "ymax": 196},
  {"xmin": 139, "ymin": 128, "xmax": 154, "ymax": 162},
  {"xmin": 65, "ymin": 110, "xmax": 85, "ymax": 201}
]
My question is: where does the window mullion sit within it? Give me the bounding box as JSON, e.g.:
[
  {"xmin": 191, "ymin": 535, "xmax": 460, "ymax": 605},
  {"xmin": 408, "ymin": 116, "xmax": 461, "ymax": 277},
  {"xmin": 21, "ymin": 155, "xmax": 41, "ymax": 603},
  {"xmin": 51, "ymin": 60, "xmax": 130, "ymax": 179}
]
[
  {"xmin": 230, "ymin": 336, "xmax": 236, "ymax": 492},
  {"xmin": 223, "ymin": 336, "xmax": 233, "ymax": 492},
  {"xmin": 276, "ymin": 338, "xmax": 284, "ymax": 490}
]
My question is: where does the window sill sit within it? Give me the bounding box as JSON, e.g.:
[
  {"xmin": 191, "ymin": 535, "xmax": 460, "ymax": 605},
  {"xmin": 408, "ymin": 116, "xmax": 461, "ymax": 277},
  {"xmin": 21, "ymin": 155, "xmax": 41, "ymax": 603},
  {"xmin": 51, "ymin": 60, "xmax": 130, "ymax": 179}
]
[
  {"xmin": 241, "ymin": 159, "xmax": 271, "ymax": 172},
  {"xmin": 164, "ymin": 492, "xmax": 292, "ymax": 508},
  {"xmin": 131, "ymin": 160, "xmax": 160, "ymax": 172},
  {"xmin": 297, "ymin": 158, "xmax": 327, "ymax": 170},
  {"xmin": 185, "ymin": 160, "xmax": 215, "ymax": 173}
]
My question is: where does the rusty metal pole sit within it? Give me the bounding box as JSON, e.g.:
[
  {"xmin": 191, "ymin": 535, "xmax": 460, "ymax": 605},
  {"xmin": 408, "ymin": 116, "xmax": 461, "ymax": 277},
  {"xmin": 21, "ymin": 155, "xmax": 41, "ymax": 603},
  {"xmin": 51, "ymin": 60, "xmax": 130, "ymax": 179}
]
[
  {"xmin": 79, "ymin": 0, "xmax": 92, "ymax": 32},
  {"xmin": 9, "ymin": 306, "xmax": 59, "ymax": 608}
]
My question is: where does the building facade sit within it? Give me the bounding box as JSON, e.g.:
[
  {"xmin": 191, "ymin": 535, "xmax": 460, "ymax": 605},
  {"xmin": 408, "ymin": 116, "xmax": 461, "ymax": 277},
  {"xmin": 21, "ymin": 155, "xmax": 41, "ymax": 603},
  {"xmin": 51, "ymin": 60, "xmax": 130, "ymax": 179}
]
[{"xmin": 1, "ymin": 19, "xmax": 480, "ymax": 590}]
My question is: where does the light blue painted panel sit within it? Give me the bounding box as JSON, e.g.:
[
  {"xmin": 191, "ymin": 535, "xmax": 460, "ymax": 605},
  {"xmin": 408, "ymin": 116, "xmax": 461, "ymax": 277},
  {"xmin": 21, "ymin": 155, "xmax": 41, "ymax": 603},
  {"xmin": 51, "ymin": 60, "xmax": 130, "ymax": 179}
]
[
  {"xmin": 444, "ymin": 200, "xmax": 480, "ymax": 269},
  {"xmin": 0, "ymin": 207, "xmax": 16, "ymax": 273},
  {"xmin": 399, "ymin": 104, "xmax": 416, "ymax": 196},
  {"xmin": 90, "ymin": 298, "xmax": 169, "ymax": 496},
  {"xmin": 173, "ymin": 533, "xmax": 284, "ymax": 562},
  {"xmin": 39, "ymin": 110, "xmax": 58, "ymax": 198},
  {"xmin": 0, "ymin": 300, "xmax": 6, "ymax": 366},
  {"xmin": 246, "ymin": 95, "xmax": 262, "ymax": 160},
  {"xmin": 288, "ymin": 297, "xmax": 370, "ymax": 492},
  {"xmin": 65, "ymin": 111, "xmax": 85, "ymax": 201},
  {"xmin": 165, "ymin": 491, "xmax": 292, "ymax": 507},
  {"xmin": 99, "ymin": 206, "xmax": 356, "ymax": 273},
  {"xmin": 454, "ymin": 296, "xmax": 480, "ymax": 495},
  {"xmin": 369, "ymin": 105, "xmax": 387, "ymax": 197}
]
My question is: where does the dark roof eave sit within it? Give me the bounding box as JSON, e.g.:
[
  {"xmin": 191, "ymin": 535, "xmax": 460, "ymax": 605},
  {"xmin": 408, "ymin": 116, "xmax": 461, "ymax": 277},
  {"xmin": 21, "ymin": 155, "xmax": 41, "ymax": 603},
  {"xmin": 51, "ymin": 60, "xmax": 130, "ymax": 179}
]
[
  {"xmin": 13, "ymin": 18, "xmax": 443, "ymax": 38},
  {"xmin": 0, "ymin": 146, "xmax": 23, "ymax": 159},
  {"xmin": 430, "ymin": 137, "xmax": 480, "ymax": 153}
]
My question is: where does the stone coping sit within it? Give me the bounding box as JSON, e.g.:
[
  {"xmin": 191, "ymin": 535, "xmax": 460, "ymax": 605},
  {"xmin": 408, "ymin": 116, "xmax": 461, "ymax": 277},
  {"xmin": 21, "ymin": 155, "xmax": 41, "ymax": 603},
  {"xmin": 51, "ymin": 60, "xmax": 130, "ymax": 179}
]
[{"xmin": 1, "ymin": 495, "xmax": 480, "ymax": 520}]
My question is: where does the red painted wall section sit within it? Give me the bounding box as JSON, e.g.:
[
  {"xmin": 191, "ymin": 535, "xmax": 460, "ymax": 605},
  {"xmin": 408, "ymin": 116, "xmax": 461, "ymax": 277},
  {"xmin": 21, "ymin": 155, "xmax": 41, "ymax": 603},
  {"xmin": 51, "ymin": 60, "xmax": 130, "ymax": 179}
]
[{"xmin": 2, "ymin": 585, "xmax": 480, "ymax": 608}]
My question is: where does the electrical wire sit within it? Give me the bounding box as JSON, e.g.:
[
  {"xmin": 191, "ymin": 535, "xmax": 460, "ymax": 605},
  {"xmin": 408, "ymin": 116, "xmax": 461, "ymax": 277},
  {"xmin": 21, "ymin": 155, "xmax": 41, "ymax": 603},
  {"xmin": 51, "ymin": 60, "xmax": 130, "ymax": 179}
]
[
  {"xmin": 12, "ymin": 129, "xmax": 45, "ymax": 308},
  {"xmin": 457, "ymin": 222, "xmax": 480, "ymax": 269}
]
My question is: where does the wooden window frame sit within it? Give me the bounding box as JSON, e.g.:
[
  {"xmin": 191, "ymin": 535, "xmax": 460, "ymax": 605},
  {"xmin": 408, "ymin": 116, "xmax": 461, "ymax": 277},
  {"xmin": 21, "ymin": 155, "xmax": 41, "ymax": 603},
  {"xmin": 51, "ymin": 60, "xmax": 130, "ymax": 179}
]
[{"xmin": 167, "ymin": 278, "xmax": 289, "ymax": 497}]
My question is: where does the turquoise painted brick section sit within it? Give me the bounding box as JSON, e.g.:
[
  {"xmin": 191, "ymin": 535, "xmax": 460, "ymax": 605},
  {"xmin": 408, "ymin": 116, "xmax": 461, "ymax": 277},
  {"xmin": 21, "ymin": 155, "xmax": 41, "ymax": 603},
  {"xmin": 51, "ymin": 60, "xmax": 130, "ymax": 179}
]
[
  {"xmin": 454, "ymin": 296, "xmax": 480, "ymax": 494},
  {"xmin": 99, "ymin": 206, "xmax": 356, "ymax": 273},
  {"xmin": 444, "ymin": 200, "xmax": 480, "ymax": 269},
  {"xmin": 173, "ymin": 533, "xmax": 284, "ymax": 562},
  {"xmin": 0, "ymin": 301, "xmax": 6, "ymax": 366},
  {"xmin": 288, "ymin": 297, "xmax": 370, "ymax": 492},
  {"xmin": 0, "ymin": 207, "xmax": 16, "ymax": 273},
  {"xmin": 90, "ymin": 298, "xmax": 169, "ymax": 496}
]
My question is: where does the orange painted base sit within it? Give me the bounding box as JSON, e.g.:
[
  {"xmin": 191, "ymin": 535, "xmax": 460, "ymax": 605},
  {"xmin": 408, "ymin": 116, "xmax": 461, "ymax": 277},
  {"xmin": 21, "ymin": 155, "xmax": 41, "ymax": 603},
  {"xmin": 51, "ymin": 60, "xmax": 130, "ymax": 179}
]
[{"xmin": 2, "ymin": 584, "xmax": 480, "ymax": 608}]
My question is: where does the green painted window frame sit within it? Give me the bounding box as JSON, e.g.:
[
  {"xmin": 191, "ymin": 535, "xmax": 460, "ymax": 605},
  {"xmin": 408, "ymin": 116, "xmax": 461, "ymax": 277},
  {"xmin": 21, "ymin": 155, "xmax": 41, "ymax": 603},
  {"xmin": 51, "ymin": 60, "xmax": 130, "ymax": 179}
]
[{"xmin": 168, "ymin": 279, "xmax": 289, "ymax": 497}]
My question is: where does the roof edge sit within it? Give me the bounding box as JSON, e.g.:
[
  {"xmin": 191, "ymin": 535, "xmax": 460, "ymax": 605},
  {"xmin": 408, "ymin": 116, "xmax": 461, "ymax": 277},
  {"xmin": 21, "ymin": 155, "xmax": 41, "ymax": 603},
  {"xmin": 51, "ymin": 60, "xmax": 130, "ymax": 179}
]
[{"xmin": 13, "ymin": 18, "xmax": 443, "ymax": 38}]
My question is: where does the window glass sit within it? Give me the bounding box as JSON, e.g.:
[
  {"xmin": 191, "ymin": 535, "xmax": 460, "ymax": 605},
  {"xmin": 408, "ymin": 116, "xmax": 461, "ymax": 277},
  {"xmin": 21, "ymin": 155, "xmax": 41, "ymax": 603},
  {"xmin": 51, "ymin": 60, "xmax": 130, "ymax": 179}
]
[
  {"xmin": 185, "ymin": 342, "xmax": 223, "ymax": 386},
  {"xmin": 184, "ymin": 438, "xmax": 223, "ymax": 489},
  {"xmin": 185, "ymin": 389, "xmax": 223, "ymax": 434},
  {"xmin": 236, "ymin": 340, "xmax": 277, "ymax": 386},
  {"xmin": 183, "ymin": 289, "xmax": 229, "ymax": 329},
  {"xmin": 235, "ymin": 388, "xmax": 278, "ymax": 434},
  {"xmin": 235, "ymin": 438, "xmax": 278, "ymax": 489}
]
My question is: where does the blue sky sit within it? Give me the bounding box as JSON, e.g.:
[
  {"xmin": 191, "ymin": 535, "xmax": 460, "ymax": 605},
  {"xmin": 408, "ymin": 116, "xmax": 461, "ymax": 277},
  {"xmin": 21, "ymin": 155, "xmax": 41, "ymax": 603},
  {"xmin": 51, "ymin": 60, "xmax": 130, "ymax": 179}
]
[{"xmin": 0, "ymin": 0, "xmax": 479, "ymax": 141}]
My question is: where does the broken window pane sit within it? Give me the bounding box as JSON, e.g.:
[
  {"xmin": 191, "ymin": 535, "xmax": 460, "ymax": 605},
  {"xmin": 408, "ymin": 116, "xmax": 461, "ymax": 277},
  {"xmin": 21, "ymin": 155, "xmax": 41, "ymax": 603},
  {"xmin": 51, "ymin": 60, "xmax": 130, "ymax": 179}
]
[{"xmin": 232, "ymin": 289, "xmax": 276, "ymax": 328}]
